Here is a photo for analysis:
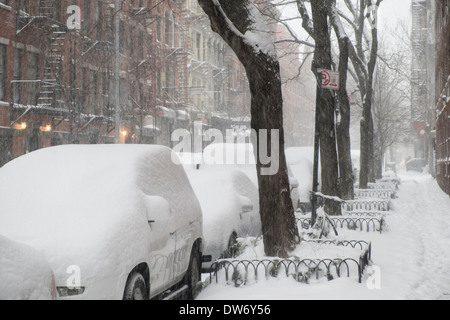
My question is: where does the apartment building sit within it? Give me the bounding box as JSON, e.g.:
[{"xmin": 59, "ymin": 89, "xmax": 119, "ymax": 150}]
[
  {"xmin": 435, "ymin": 0, "xmax": 450, "ymax": 196},
  {"xmin": 0, "ymin": 0, "xmax": 193, "ymax": 167}
]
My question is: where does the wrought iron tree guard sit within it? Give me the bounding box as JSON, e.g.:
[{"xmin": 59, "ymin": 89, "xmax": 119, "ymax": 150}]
[
  {"xmin": 342, "ymin": 199, "xmax": 390, "ymax": 212},
  {"xmin": 355, "ymin": 189, "xmax": 395, "ymax": 200},
  {"xmin": 296, "ymin": 215, "xmax": 386, "ymax": 234},
  {"xmin": 208, "ymin": 241, "xmax": 372, "ymax": 286}
]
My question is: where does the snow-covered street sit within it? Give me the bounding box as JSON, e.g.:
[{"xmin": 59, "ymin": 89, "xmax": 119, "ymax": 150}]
[
  {"xmin": 198, "ymin": 171, "xmax": 450, "ymax": 300},
  {"xmin": 0, "ymin": 0, "xmax": 449, "ymax": 302}
]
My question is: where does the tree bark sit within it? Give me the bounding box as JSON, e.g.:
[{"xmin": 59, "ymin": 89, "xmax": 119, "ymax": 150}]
[
  {"xmin": 310, "ymin": 0, "xmax": 341, "ymax": 214},
  {"xmin": 359, "ymin": 4, "xmax": 380, "ymax": 188},
  {"xmin": 198, "ymin": 0, "xmax": 299, "ymax": 257},
  {"xmin": 328, "ymin": 0, "xmax": 355, "ymax": 201}
]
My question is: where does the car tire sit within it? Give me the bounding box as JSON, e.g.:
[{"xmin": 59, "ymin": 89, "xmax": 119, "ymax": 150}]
[
  {"xmin": 225, "ymin": 232, "xmax": 238, "ymax": 258},
  {"xmin": 185, "ymin": 244, "xmax": 201, "ymax": 300},
  {"xmin": 123, "ymin": 272, "xmax": 149, "ymax": 300}
]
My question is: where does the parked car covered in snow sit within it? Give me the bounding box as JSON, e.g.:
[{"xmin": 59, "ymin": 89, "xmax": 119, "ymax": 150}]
[
  {"xmin": 406, "ymin": 158, "xmax": 427, "ymax": 172},
  {"xmin": 0, "ymin": 145, "xmax": 203, "ymax": 300},
  {"xmin": 0, "ymin": 235, "xmax": 57, "ymax": 300},
  {"xmin": 285, "ymin": 147, "xmax": 316, "ymax": 212},
  {"xmin": 183, "ymin": 166, "xmax": 261, "ymax": 271},
  {"xmin": 191, "ymin": 143, "xmax": 300, "ymax": 211}
]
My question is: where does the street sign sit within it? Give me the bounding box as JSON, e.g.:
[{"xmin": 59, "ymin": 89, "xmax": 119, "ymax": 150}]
[
  {"xmin": 318, "ymin": 69, "xmax": 340, "ymax": 90},
  {"xmin": 414, "ymin": 120, "xmax": 426, "ymax": 139}
]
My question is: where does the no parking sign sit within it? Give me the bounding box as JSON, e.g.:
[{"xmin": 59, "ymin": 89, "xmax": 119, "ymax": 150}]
[{"xmin": 317, "ymin": 69, "xmax": 340, "ymax": 91}]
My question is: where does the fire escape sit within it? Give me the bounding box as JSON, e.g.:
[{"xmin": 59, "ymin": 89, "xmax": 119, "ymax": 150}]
[
  {"xmin": 17, "ymin": 0, "xmax": 67, "ymax": 110},
  {"xmin": 411, "ymin": 0, "xmax": 432, "ymax": 121},
  {"xmin": 11, "ymin": 0, "xmax": 69, "ymax": 128}
]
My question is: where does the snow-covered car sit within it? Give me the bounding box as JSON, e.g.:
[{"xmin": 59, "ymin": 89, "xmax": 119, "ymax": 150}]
[
  {"xmin": 406, "ymin": 158, "xmax": 427, "ymax": 172},
  {"xmin": 0, "ymin": 235, "xmax": 57, "ymax": 300},
  {"xmin": 285, "ymin": 147, "xmax": 316, "ymax": 211},
  {"xmin": 183, "ymin": 166, "xmax": 261, "ymax": 271},
  {"xmin": 0, "ymin": 145, "xmax": 203, "ymax": 300},
  {"xmin": 194, "ymin": 143, "xmax": 300, "ymax": 210}
]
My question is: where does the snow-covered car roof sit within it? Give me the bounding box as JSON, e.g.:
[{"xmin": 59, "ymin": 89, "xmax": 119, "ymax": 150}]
[
  {"xmin": 0, "ymin": 235, "xmax": 55, "ymax": 300},
  {"xmin": 0, "ymin": 145, "xmax": 202, "ymax": 283}
]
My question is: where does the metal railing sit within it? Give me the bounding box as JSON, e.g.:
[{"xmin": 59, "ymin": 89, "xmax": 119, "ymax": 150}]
[
  {"xmin": 208, "ymin": 240, "xmax": 372, "ymax": 285},
  {"xmin": 355, "ymin": 189, "xmax": 395, "ymax": 200},
  {"xmin": 296, "ymin": 215, "xmax": 386, "ymax": 234},
  {"xmin": 342, "ymin": 199, "xmax": 390, "ymax": 212}
]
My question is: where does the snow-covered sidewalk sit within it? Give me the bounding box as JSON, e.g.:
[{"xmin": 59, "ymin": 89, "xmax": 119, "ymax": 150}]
[{"xmin": 197, "ymin": 172, "xmax": 450, "ymax": 300}]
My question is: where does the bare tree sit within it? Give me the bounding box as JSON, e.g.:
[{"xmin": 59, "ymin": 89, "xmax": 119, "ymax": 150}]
[
  {"xmin": 328, "ymin": 0, "xmax": 355, "ymax": 200},
  {"xmin": 198, "ymin": 0, "xmax": 299, "ymax": 257},
  {"xmin": 335, "ymin": 0, "xmax": 382, "ymax": 188},
  {"xmin": 296, "ymin": 0, "xmax": 342, "ymax": 214},
  {"xmin": 373, "ymin": 46, "xmax": 412, "ymax": 178}
]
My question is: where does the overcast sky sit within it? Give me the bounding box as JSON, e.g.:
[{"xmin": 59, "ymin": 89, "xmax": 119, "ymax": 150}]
[
  {"xmin": 379, "ymin": 0, "xmax": 412, "ymax": 31},
  {"xmin": 278, "ymin": 0, "xmax": 413, "ymax": 45}
]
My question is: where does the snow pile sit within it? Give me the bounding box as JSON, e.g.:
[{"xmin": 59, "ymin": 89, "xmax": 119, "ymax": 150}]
[{"xmin": 0, "ymin": 236, "xmax": 54, "ymax": 300}]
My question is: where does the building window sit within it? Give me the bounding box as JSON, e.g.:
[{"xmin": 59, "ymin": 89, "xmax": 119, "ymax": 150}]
[
  {"xmin": 0, "ymin": 44, "xmax": 5, "ymax": 101},
  {"xmin": 0, "ymin": 134, "xmax": 13, "ymax": 167},
  {"xmin": 196, "ymin": 33, "xmax": 201, "ymax": 60},
  {"xmin": 165, "ymin": 11, "xmax": 174, "ymax": 48},
  {"xmin": 156, "ymin": 20, "xmax": 162, "ymax": 42},
  {"xmin": 13, "ymin": 48, "xmax": 22, "ymax": 104},
  {"xmin": 89, "ymin": 70, "xmax": 98, "ymax": 115},
  {"xmin": 17, "ymin": 0, "xmax": 27, "ymax": 13},
  {"xmin": 27, "ymin": 53, "xmax": 39, "ymax": 106},
  {"xmin": 83, "ymin": 0, "xmax": 90, "ymax": 32}
]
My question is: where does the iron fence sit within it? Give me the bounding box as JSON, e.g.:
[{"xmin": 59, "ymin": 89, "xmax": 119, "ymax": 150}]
[
  {"xmin": 355, "ymin": 189, "xmax": 395, "ymax": 200},
  {"xmin": 208, "ymin": 240, "xmax": 372, "ymax": 285},
  {"xmin": 342, "ymin": 199, "xmax": 390, "ymax": 212},
  {"xmin": 296, "ymin": 215, "xmax": 386, "ymax": 234}
]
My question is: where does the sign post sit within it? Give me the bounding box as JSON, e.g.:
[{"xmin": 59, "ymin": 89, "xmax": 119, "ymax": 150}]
[{"xmin": 311, "ymin": 68, "xmax": 339, "ymax": 226}]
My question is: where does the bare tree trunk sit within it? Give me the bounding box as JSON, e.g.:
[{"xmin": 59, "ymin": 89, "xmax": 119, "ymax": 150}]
[
  {"xmin": 310, "ymin": 0, "xmax": 341, "ymax": 214},
  {"xmin": 198, "ymin": 0, "xmax": 299, "ymax": 257},
  {"xmin": 359, "ymin": 8, "xmax": 380, "ymax": 188},
  {"xmin": 328, "ymin": 1, "xmax": 355, "ymax": 200},
  {"xmin": 336, "ymin": 39, "xmax": 355, "ymax": 200}
]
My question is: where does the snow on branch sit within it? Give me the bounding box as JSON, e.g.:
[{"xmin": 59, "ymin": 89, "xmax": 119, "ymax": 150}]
[
  {"xmin": 296, "ymin": 0, "xmax": 315, "ymax": 40},
  {"xmin": 244, "ymin": 1, "xmax": 277, "ymax": 57},
  {"xmin": 203, "ymin": 0, "xmax": 277, "ymax": 58}
]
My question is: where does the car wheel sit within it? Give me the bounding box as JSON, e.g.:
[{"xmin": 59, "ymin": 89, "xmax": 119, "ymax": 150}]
[
  {"xmin": 225, "ymin": 232, "xmax": 238, "ymax": 258},
  {"xmin": 185, "ymin": 245, "xmax": 201, "ymax": 300},
  {"xmin": 123, "ymin": 272, "xmax": 149, "ymax": 300}
]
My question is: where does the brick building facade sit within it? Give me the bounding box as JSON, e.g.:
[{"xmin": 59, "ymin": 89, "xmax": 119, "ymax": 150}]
[
  {"xmin": 0, "ymin": 0, "xmax": 302, "ymax": 167},
  {"xmin": 435, "ymin": 0, "xmax": 450, "ymax": 196},
  {"xmin": 0, "ymin": 0, "xmax": 195, "ymax": 167}
]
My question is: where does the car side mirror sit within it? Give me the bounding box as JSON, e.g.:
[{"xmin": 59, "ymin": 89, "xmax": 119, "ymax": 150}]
[
  {"xmin": 144, "ymin": 195, "xmax": 172, "ymax": 224},
  {"xmin": 241, "ymin": 205, "xmax": 253, "ymax": 214},
  {"xmin": 290, "ymin": 177, "xmax": 299, "ymax": 189}
]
